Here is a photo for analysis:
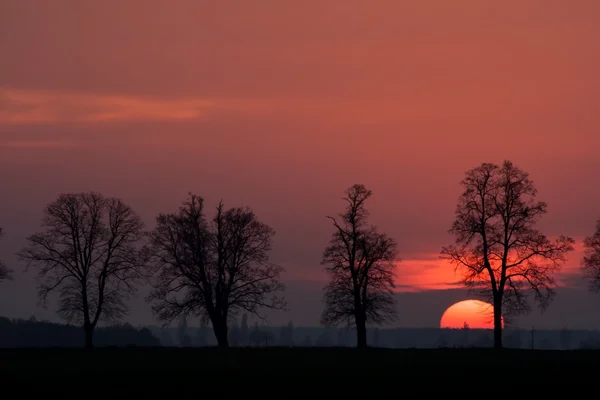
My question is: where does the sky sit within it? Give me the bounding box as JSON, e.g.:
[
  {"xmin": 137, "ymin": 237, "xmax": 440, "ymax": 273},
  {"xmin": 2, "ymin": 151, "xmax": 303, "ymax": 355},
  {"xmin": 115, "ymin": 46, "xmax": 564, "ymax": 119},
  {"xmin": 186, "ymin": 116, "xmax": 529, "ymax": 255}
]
[{"xmin": 1, "ymin": 0, "xmax": 599, "ymax": 329}]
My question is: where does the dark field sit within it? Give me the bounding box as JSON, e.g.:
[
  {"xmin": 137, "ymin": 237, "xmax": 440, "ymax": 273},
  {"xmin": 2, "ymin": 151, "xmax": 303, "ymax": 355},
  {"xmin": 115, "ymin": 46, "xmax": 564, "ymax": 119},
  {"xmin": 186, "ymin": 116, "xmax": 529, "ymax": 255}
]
[{"xmin": 2, "ymin": 347, "xmax": 598, "ymax": 394}]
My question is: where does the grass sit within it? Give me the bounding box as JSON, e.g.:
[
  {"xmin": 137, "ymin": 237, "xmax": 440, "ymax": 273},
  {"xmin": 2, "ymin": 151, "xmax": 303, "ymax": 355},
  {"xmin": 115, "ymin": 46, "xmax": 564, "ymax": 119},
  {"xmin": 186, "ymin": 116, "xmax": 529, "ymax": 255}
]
[{"xmin": 1, "ymin": 347, "xmax": 598, "ymax": 393}]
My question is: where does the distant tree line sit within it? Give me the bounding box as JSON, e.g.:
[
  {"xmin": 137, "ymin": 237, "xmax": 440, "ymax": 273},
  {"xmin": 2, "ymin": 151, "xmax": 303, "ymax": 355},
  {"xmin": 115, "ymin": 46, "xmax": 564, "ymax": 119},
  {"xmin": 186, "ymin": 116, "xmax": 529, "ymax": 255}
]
[
  {"xmin": 0, "ymin": 317, "xmax": 159, "ymax": 347},
  {"xmin": 1, "ymin": 160, "xmax": 599, "ymax": 349},
  {"xmin": 159, "ymin": 317, "xmax": 600, "ymax": 350}
]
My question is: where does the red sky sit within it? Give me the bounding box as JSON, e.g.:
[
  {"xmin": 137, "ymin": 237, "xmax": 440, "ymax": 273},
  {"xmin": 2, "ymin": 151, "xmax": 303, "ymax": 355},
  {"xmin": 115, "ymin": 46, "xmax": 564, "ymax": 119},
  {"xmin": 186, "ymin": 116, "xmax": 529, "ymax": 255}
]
[{"xmin": 1, "ymin": 0, "xmax": 599, "ymax": 328}]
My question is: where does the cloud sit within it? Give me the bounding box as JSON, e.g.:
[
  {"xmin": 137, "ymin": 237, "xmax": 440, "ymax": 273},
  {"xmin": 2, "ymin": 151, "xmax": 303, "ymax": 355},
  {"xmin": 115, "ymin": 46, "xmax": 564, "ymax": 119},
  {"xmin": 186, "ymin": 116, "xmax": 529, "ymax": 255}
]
[
  {"xmin": 0, "ymin": 87, "xmax": 431, "ymax": 127},
  {"xmin": 0, "ymin": 88, "xmax": 216, "ymax": 124},
  {"xmin": 278, "ymin": 245, "xmax": 587, "ymax": 294},
  {"xmin": 2, "ymin": 140, "xmax": 78, "ymax": 149},
  {"xmin": 395, "ymin": 257, "xmax": 464, "ymax": 292},
  {"xmin": 395, "ymin": 240, "xmax": 587, "ymax": 293}
]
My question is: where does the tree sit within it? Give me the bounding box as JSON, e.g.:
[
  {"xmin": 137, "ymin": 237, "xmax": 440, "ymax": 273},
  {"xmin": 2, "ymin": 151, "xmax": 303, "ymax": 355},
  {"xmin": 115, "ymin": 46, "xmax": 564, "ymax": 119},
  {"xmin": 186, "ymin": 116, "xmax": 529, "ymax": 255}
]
[
  {"xmin": 0, "ymin": 228, "xmax": 13, "ymax": 283},
  {"xmin": 279, "ymin": 320, "xmax": 294, "ymax": 347},
  {"xmin": 195, "ymin": 319, "xmax": 208, "ymax": 346},
  {"xmin": 559, "ymin": 326, "xmax": 572, "ymax": 350},
  {"xmin": 146, "ymin": 193, "xmax": 285, "ymax": 348},
  {"xmin": 240, "ymin": 313, "xmax": 249, "ymax": 346},
  {"xmin": 441, "ymin": 161, "xmax": 574, "ymax": 349},
  {"xmin": 159, "ymin": 329, "xmax": 173, "ymax": 346},
  {"xmin": 582, "ymin": 219, "xmax": 600, "ymax": 293},
  {"xmin": 17, "ymin": 192, "xmax": 146, "ymax": 348},
  {"xmin": 371, "ymin": 327, "xmax": 380, "ymax": 347},
  {"xmin": 229, "ymin": 319, "xmax": 241, "ymax": 346},
  {"xmin": 321, "ymin": 184, "xmax": 398, "ymax": 348},
  {"xmin": 505, "ymin": 330, "xmax": 522, "ymax": 349},
  {"xmin": 461, "ymin": 322, "xmax": 471, "ymax": 347},
  {"xmin": 177, "ymin": 314, "xmax": 191, "ymax": 346}
]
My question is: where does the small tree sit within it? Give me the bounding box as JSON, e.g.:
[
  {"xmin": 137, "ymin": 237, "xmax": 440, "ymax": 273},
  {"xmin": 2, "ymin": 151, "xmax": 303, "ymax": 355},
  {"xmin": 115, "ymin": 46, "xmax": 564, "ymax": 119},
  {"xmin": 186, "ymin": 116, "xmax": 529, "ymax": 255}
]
[
  {"xmin": 461, "ymin": 322, "xmax": 471, "ymax": 347},
  {"xmin": 177, "ymin": 314, "xmax": 191, "ymax": 346},
  {"xmin": 146, "ymin": 193, "xmax": 285, "ymax": 348},
  {"xmin": 372, "ymin": 327, "xmax": 380, "ymax": 347},
  {"xmin": 18, "ymin": 192, "xmax": 146, "ymax": 348},
  {"xmin": 240, "ymin": 313, "xmax": 249, "ymax": 346},
  {"xmin": 279, "ymin": 320, "xmax": 294, "ymax": 347},
  {"xmin": 229, "ymin": 319, "xmax": 241, "ymax": 346},
  {"xmin": 582, "ymin": 219, "xmax": 600, "ymax": 293},
  {"xmin": 195, "ymin": 320, "xmax": 208, "ymax": 346},
  {"xmin": 0, "ymin": 228, "xmax": 13, "ymax": 283},
  {"xmin": 441, "ymin": 161, "xmax": 574, "ymax": 349},
  {"xmin": 559, "ymin": 326, "xmax": 572, "ymax": 350},
  {"xmin": 321, "ymin": 184, "xmax": 399, "ymax": 348}
]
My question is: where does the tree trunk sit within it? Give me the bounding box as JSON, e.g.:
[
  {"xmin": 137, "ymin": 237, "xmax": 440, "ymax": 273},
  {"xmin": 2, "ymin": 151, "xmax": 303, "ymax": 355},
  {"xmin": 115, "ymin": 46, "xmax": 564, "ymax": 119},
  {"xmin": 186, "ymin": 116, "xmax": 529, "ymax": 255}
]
[
  {"xmin": 355, "ymin": 314, "xmax": 367, "ymax": 349},
  {"xmin": 84, "ymin": 323, "xmax": 94, "ymax": 349},
  {"xmin": 493, "ymin": 298, "xmax": 503, "ymax": 349},
  {"xmin": 212, "ymin": 318, "xmax": 229, "ymax": 348}
]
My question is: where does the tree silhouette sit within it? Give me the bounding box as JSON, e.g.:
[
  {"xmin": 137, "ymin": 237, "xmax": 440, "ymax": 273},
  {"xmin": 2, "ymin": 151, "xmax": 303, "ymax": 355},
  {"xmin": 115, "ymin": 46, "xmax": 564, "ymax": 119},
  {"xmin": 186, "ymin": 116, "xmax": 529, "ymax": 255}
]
[
  {"xmin": 582, "ymin": 219, "xmax": 600, "ymax": 293},
  {"xmin": 559, "ymin": 326, "xmax": 572, "ymax": 350},
  {"xmin": 229, "ymin": 318, "xmax": 241, "ymax": 346},
  {"xmin": 441, "ymin": 161, "xmax": 574, "ymax": 349},
  {"xmin": 195, "ymin": 320, "xmax": 208, "ymax": 346},
  {"xmin": 461, "ymin": 322, "xmax": 470, "ymax": 347},
  {"xmin": 177, "ymin": 314, "xmax": 191, "ymax": 346},
  {"xmin": 159, "ymin": 328, "xmax": 173, "ymax": 346},
  {"xmin": 372, "ymin": 327, "xmax": 380, "ymax": 347},
  {"xmin": 0, "ymin": 228, "xmax": 13, "ymax": 283},
  {"xmin": 146, "ymin": 193, "xmax": 285, "ymax": 348},
  {"xmin": 240, "ymin": 313, "xmax": 249, "ymax": 345},
  {"xmin": 279, "ymin": 320, "xmax": 294, "ymax": 347},
  {"xmin": 17, "ymin": 192, "xmax": 146, "ymax": 348},
  {"xmin": 321, "ymin": 184, "xmax": 398, "ymax": 348}
]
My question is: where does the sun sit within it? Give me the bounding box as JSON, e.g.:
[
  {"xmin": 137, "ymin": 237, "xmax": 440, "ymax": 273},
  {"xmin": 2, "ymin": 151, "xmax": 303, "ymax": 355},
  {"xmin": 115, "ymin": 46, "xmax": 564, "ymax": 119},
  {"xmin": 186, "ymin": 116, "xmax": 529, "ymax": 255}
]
[{"xmin": 439, "ymin": 299, "xmax": 502, "ymax": 329}]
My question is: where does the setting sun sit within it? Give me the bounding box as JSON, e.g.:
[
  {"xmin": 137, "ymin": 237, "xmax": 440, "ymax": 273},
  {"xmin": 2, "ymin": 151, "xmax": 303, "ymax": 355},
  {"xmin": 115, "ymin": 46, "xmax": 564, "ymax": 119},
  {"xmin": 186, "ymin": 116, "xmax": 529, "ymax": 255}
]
[{"xmin": 440, "ymin": 300, "xmax": 502, "ymax": 329}]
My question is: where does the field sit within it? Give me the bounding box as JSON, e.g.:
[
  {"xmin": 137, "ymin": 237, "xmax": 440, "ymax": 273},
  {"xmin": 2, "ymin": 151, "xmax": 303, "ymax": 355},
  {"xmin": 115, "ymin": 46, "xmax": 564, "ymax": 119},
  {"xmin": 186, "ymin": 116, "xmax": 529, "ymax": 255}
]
[{"xmin": 1, "ymin": 347, "xmax": 598, "ymax": 394}]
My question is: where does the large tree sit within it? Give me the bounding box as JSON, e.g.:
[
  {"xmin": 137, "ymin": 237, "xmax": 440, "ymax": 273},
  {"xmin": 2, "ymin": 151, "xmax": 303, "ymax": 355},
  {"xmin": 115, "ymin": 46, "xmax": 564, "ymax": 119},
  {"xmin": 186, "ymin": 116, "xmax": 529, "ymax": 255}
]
[
  {"xmin": 0, "ymin": 228, "xmax": 13, "ymax": 282},
  {"xmin": 441, "ymin": 161, "xmax": 574, "ymax": 349},
  {"xmin": 146, "ymin": 193, "xmax": 285, "ymax": 348},
  {"xmin": 582, "ymin": 219, "xmax": 600, "ymax": 293},
  {"xmin": 321, "ymin": 184, "xmax": 398, "ymax": 348},
  {"xmin": 18, "ymin": 192, "xmax": 146, "ymax": 348}
]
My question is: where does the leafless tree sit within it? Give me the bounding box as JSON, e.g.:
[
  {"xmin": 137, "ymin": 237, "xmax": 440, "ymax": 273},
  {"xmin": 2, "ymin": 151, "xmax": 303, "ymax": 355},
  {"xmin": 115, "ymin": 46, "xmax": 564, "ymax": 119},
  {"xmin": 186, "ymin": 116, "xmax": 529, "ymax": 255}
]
[
  {"xmin": 0, "ymin": 228, "xmax": 13, "ymax": 282},
  {"xmin": 441, "ymin": 161, "xmax": 574, "ymax": 349},
  {"xmin": 582, "ymin": 219, "xmax": 600, "ymax": 293},
  {"xmin": 17, "ymin": 192, "xmax": 146, "ymax": 348},
  {"xmin": 321, "ymin": 184, "xmax": 398, "ymax": 348},
  {"xmin": 146, "ymin": 193, "xmax": 285, "ymax": 348}
]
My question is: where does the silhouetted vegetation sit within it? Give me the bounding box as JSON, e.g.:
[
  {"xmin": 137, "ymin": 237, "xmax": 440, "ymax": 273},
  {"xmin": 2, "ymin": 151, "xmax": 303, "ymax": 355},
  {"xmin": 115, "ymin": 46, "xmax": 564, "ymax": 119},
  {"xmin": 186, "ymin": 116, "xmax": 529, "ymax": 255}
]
[
  {"xmin": 0, "ymin": 160, "xmax": 595, "ymax": 350},
  {"xmin": 582, "ymin": 219, "xmax": 600, "ymax": 293},
  {"xmin": 17, "ymin": 192, "xmax": 148, "ymax": 348},
  {"xmin": 0, "ymin": 228, "xmax": 12, "ymax": 283},
  {"xmin": 321, "ymin": 184, "xmax": 398, "ymax": 348},
  {"xmin": 441, "ymin": 161, "xmax": 575, "ymax": 348},
  {"xmin": 146, "ymin": 194, "xmax": 285, "ymax": 348},
  {"xmin": 0, "ymin": 316, "xmax": 159, "ymax": 347}
]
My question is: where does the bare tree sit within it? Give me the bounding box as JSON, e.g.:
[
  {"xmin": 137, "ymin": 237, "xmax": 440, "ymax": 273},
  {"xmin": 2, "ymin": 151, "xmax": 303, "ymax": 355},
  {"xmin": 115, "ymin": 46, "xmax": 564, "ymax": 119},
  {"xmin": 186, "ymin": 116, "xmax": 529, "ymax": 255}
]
[
  {"xmin": 582, "ymin": 219, "xmax": 600, "ymax": 293},
  {"xmin": 17, "ymin": 192, "xmax": 146, "ymax": 348},
  {"xmin": 441, "ymin": 161, "xmax": 574, "ymax": 349},
  {"xmin": 177, "ymin": 314, "xmax": 192, "ymax": 346},
  {"xmin": 146, "ymin": 193, "xmax": 285, "ymax": 348},
  {"xmin": 0, "ymin": 228, "xmax": 13, "ymax": 283},
  {"xmin": 321, "ymin": 184, "xmax": 398, "ymax": 349}
]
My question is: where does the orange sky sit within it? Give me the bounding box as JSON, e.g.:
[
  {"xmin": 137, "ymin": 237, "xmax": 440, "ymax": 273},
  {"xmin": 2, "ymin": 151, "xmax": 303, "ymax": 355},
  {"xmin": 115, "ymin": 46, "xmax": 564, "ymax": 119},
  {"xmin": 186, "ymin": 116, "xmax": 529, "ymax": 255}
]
[{"xmin": 1, "ymin": 0, "xmax": 599, "ymax": 327}]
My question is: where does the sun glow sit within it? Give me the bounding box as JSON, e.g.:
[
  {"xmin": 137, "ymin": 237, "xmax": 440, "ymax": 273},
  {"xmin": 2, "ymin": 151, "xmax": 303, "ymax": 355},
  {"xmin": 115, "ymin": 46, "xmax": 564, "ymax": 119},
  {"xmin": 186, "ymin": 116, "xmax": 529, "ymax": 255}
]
[{"xmin": 439, "ymin": 300, "xmax": 502, "ymax": 329}]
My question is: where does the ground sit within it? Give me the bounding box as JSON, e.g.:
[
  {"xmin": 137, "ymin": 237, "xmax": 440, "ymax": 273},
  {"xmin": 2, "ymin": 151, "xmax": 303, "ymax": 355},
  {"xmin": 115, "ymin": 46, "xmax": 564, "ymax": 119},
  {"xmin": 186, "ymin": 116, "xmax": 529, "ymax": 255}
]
[{"xmin": 1, "ymin": 347, "xmax": 598, "ymax": 395}]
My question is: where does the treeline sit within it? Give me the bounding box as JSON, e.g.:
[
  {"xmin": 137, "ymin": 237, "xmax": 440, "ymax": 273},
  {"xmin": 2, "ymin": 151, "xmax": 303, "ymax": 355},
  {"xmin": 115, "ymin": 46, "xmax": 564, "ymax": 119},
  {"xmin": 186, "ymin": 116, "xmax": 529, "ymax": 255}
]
[
  {"xmin": 160, "ymin": 320, "xmax": 600, "ymax": 350},
  {"xmin": 0, "ymin": 317, "xmax": 160, "ymax": 348},
  {"xmin": 0, "ymin": 160, "xmax": 599, "ymax": 349}
]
